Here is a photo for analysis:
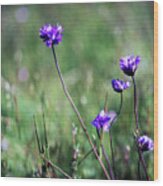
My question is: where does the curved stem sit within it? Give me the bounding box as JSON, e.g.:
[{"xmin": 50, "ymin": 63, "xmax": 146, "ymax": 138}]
[{"xmin": 51, "ymin": 46, "xmax": 110, "ymax": 179}]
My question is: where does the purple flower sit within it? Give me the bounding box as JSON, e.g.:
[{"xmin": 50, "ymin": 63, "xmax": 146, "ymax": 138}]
[
  {"xmin": 39, "ymin": 24, "xmax": 63, "ymax": 48},
  {"xmin": 112, "ymin": 79, "xmax": 130, "ymax": 93},
  {"xmin": 91, "ymin": 110, "xmax": 112, "ymax": 131},
  {"xmin": 120, "ymin": 55, "xmax": 141, "ymax": 76},
  {"xmin": 137, "ymin": 135, "xmax": 154, "ymax": 152}
]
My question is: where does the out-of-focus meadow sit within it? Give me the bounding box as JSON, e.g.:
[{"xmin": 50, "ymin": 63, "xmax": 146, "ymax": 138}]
[{"xmin": 1, "ymin": 2, "xmax": 154, "ymax": 179}]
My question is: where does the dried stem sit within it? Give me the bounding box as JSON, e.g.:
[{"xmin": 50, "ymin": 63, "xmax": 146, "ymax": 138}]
[{"xmin": 51, "ymin": 46, "xmax": 110, "ymax": 179}]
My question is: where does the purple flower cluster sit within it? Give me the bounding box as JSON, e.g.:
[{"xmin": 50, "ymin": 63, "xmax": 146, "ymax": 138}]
[
  {"xmin": 120, "ymin": 55, "xmax": 141, "ymax": 76},
  {"xmin": 91, "ymin": 110, "xmax": 117, "ymax": 131},
  {"xmin": 91, "ymin": 110, "xmax": 110, "ymax": 131},
  {"xmin": 112, "ymin": 79, "xmax": 130, "ymax": 93},
  {"xmin": 137, "ymin": 135, "xmax": 154, "ymax": 152},
  {"xmin": 39, "ymin": 24, "xmax": 63, "ymax": 48}
]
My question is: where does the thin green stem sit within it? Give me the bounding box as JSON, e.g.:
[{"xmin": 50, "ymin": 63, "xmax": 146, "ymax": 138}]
[
  {"xmin": 51, "ymin": 46, "xmax": 110, "ymax": 179},
  {"xmin": 132, "ymin": 76, "xmax": 139, "ymax": 130},
  {"xmin": 132, "ymin": 76, "xmax": 149, "ymax": 180},
  {"xmin": 109, "ymin": 129, "xmax": 116, "ymax": 179},
  {"xmin": 96, "ymin": 129, "xmax": 114, "ymax": 180},
  {"xmin": 33, "ymin": 116, "xmax": 42, "ymax": 153},
  {"xmin": 78, "ymin": 148, "xmax": 94, "ymax": 166},
  {"xmin": 118, "ymin": 92, "xmax": 123, "ymax": 116},
  {"xmin": 109, "ymin": 92, "xmax": 123, "ymax": 179},
  {"xmin": 101, "ymin": 143, "xmax": 115, "ymax": 179}
]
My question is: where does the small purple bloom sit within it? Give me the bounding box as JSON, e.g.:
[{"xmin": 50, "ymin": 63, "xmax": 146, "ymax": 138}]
[
  {"xmin": 91, "ymin": 110, "xmax": 111, "ymax": 131},
  {"xmin": 138, "ymin": 135, "xmax": 154, "ymax": 152},
  {"xmin": 39, "ymin": 24, "xmax": 63, "ymax": 48},
  {"xmin": 120, "ymin": 55, "xmax": 141, "ymax": 76},
  {"xmin": 112, "ymin": 79, "xmax": 130, "ymax": 93}
]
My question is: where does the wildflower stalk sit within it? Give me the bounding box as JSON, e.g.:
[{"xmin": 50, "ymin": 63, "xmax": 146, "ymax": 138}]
[
  {"xmin": 132, "ymin": 76, "xmax": 149, "ymax": 180},
  {"xmin": 51, "ymin": 45, "xmax": 110, "ymax": 179},
  {"xmin": 78, "ymin": 148, "xmax": 94, "ymax": 166},
  {"xmin": 13, "ymin": 95, "xmax": 21, "ymax": 139},
  {"xmin": 118, "ymin": 92, "xmax": 123, "ymax": 116},
  {"xmin": 96, "ymin": 128, "xmax": 114, "ymax": 180},
  {"xmin": 137, "ymin": 147, "xmax": 150, "ymax": 180},
  {"xmin": 101, "ymin": 143, "xmax": 115, "ymax": 179},
  {"xmin": 41, "ymin": 155, "xmax": 72, "ymax": 179},
  {"xmin": 109, "ymin": 131, "xmax": 115, "ymax": 179},
  {"xmin": 109, "ymin": 92, "xmax": 123, "ymax": 179},
  {"xmin": 71, "ymin": 124, "xmax": 79, "ymax": 178},
  {"xmin": 42, "ymin": 113, "xmax": 49, "ymax": 159},
  {"xmin": 132, "ymin": 76, "xmax": 139, "ymax": 130},
  {"xmin": 33, "ymin": 115, "xmax": 42, "ymax": 153}
]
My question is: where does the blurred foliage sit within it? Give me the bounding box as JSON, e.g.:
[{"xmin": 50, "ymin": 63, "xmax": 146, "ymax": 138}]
[{"xmin": 1, "ymin": 2, "xmax": 154, "ymax": 179}]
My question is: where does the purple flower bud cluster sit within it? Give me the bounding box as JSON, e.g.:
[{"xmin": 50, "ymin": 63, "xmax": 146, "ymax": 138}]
[
  {"xmin": 120, "ymin": 55, "xmax": 141, "ymax": 76},
  {"xmin": 91, "ymin": 110, "xmax": 117, "ymax": 131},
  {"xmin": 112, "ymin": 79, "xmax": 130, "ymax": 93},
  {"xmin": 137, "ymin": 135, "xmax": 154, "ymax": 152},
  {"xmin": 39, "ymin": 24, "xmax": 63, "ymax": 48}
]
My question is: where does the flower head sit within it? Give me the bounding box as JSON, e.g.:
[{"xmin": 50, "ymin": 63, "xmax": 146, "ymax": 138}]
[
  {"xmin": 112, "ymin": 79, "xmax": 130, "ymax": 93},
  {"xmin": 39, "ymin": 24, "xmax": 63, "ymax": 48},
  {"xmin": 120, "ymin": 55, "xmax": 141, "ymax": 76},
  {"xmin": 137, "ymin": 135, "xmax": 154, "ymax": 152},
  {"xmin": 91, "ymin": 110, "xmax": 117, "ymax": 132},
  {"xmin": 91, "ymin": 110, "xmax": 110, "ymax": 131}
]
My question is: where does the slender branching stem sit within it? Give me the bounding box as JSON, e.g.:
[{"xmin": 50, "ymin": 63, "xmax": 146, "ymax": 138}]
[
  {"xmin": 42, "ymin": 113, "xmax": 50, "ymax": 159},
  {"xmin": 118, "ymin": 92, "xmax": 123, "ymax": 116},
  {"xmin": 41, "ymin": 155, "xmax": 72, "ymax": 179},
  {"xmin": 109, "ymin": 92, "xmax": 123, "ymax": 179},
  {"xmin": 51, "ymin": 46, "xmax": 110, "ymax": 179},
  {"xmin": 136, "ymin": 144, "xmax": 150, "ymax": 180},
  {"xmin": 132, "ymin": 76, "xmax": 149, "ymax": 180},
  {"xmin": 109, "ymin": 130, "xmax": 116, "ymax": 179},
  {"xmin": 42, "ymin": 113, "xmax": 48, "ymax": 149},
  {"xmin": 101, "ymin": 144, "xmax": 115, "ymax": 179},
  {"xmin": 138, "ymin": 157, "xmax": 141, "ymax": 180},
  {"xmin": 33, "ymin": 115, "xmax": 42, "ymax": 153},
  {"xmin": 78, "ymin": 148, "xmax": 94, "ymax": 166},
  {"xmin": 96, "ymin": 129, "xmax": 114, "ymax": 180}
]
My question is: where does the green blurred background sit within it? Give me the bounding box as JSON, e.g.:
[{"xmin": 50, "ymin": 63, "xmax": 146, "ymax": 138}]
[{"xmin": 1, "ymin": 1, "xmax": 154, "ymax": 179}]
